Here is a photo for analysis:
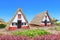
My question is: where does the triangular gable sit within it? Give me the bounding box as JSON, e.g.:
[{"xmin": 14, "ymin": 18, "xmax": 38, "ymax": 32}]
[
  {"xmin": 10, "ymin": 8, "xmax": 28, "ymax": 24},
  {"xmin": 42, "ymin": 12, "xmax": 50, "ymax": 22},
  {"xmin": 6, "ymin": 8, "xmax": 29, "ymax": 29}
]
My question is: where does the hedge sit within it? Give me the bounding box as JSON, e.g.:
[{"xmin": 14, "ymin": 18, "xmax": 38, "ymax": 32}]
[{"xmin": 0, "ymin": 24, "xmax": 6, "ymax": 28}]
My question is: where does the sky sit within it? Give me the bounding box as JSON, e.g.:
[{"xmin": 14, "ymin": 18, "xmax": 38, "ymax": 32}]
[{"xmin": 0, "ymin": 0, "xmax": 60, "ymax": 22}]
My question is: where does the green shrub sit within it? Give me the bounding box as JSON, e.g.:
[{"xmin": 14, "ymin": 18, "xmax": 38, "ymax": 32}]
[
  {"xmin": 12, "ymin": 29, "xmax": 50, "ymax": 38},
  {"xmin": 0, "ymin": 24, "xmax": 6, "ymax": 28}
]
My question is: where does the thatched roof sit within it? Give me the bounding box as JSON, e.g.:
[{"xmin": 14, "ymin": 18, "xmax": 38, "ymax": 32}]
[
  {"xmin": 6, "ymin": 8, "xmax": 29, "ymax": 29},
  {"xmin": 30, "ymin": 10, "xmax": 53, "ymax": 26}
]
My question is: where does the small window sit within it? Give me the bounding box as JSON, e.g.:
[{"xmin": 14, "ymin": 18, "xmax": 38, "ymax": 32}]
[
  {"xmin": 42, "ymin": 21, "xmax": 50, "ymax": 23},
  {"xmin": 22, "ymin": 22, "xmax": 26, "ymax": 25},
  {"xmin": 18, "ymin": 14, "xmax": 21, "ymax": 18},
  {"xmin": 12, "ymin": 22, "xmax": 17, "ymax": 26},
  {"xmin": 15, "ymin": 23, "xmax": 17, "ymax": 25}
]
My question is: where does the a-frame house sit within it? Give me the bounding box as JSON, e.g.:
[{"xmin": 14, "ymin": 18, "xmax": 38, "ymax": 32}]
[
  {"xmin": 7, "ymin": 8, "xmax": 29, "ymax": 31},
  {"xmin": 30, "ymin": 10, "xmax": 53, "ymax": 27}
]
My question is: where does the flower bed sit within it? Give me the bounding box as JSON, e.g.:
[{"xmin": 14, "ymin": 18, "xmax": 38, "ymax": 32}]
[
  {"xmin": 0, "ymin": 34, "xmax": 60, "ymax": 40},
  {"xmin": 0, "ymin": 35, "xmax": 31, "ymax": 40},
  {"xmin": 33, "ymin": 34, "xmax": 60, "ymax": 40},
  {"xmin": 1, "ymin": 29, "xmax": 60, "ymax": 40}
]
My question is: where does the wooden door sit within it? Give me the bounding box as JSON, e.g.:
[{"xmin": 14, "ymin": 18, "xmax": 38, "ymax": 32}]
[
  {"xmin": 45, "ymin": 20, "xmax": 47, "ymax": 26},
  {"xmin": 17, "ymin": 20, "xmax": 21, "ymax": 28}
]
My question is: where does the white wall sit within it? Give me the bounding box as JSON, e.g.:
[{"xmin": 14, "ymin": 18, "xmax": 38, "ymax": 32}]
[
  {"xmin": 42, "ymin": 16, "xmax": 50, "ymax": 21},
  {"xmin": 10, "ymin": 11, "xmax": 28, "ymax": 27}
]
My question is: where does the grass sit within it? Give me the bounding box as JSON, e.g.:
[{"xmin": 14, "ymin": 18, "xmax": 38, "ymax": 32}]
[{"xmin": 49, "ymin": 27, "xmax": 60, "ymax": 31}]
